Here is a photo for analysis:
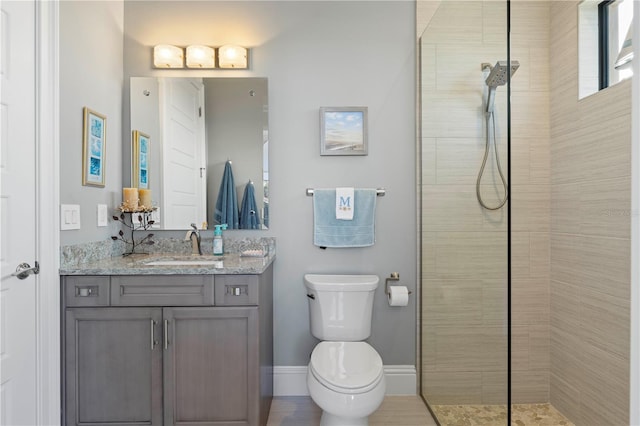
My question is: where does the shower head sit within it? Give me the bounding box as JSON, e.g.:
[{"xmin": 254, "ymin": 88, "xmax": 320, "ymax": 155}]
[
  {"xmin": 485, "ymin": 60, "xmax": 520, "ymax": 88},
  {"xmin": 484, "ymin": 60, "xmax": 520, "ymax": 114}
]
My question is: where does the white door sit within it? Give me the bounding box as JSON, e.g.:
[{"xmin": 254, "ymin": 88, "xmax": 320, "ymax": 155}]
[
  {"xmin": 159, "ymin": 78, "xmax": 206, "ymax": 229},
  {"xmin": 0, "ymin": 1, "xmax": 38, "ymax": 425}
]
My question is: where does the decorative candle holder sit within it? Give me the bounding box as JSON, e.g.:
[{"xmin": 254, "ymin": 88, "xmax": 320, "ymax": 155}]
[{"xmin": 111, "ymin": 204, "xmax": 157, "ymax": 256}]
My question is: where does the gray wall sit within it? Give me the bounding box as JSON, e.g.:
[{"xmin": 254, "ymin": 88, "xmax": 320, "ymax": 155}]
[
  {"xmin": 123, "ymin": 1, "xmax": 416, "ymax": 366},
  {"xmin": 60, "ymin": 1, "xmax": 124, "ymax": 245}
]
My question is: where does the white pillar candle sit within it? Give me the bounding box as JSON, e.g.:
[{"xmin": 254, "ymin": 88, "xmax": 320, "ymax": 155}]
[
  {"xmin": 139, "ymin": 189, "xmax": 152, "ymax": 209},
  {"xmin": 123, "ymin": 187, "xmax": 139, "ymax": 210}
]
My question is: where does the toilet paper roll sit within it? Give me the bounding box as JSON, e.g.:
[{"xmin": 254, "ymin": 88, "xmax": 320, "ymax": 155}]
[{"xmin": 388, "ymin": 286, "xmax": 409, "ymax": 307}]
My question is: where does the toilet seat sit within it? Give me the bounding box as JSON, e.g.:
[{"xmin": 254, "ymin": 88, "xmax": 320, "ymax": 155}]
[{"xmin": 309, "ymin": 341, "xmax": 384, "ymax": 395}]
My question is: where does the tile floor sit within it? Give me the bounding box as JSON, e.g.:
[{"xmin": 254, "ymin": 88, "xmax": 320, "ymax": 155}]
[
  {"xmin": 431, "ymin": 403, "xmax": 574, "ymax": 426},
  {"xmin": 267, "ymin": 397, "xmax": 575, "ymax": 426},
  {"xmin": 266, "ymin": 396, "xmax": 437, "ymax": 426}
]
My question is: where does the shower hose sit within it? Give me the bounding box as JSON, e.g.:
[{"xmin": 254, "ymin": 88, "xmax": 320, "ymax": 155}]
[{"xmin": 476, "ymin": 110, "xmax": 508, "ymax": 210}]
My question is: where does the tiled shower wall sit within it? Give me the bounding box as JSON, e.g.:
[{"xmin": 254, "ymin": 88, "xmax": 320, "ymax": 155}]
[
  {"xmin": 549, "ymin": 2, "xmax": 631, "ymax": 425},
  {"xmin": 419, "ymin": 0, "xmax": 551, "ymax": 404},
  {"xmin": 510, "ymin": 0, "xmax": 551, "ymax": 404},
  {"xmin": 420, "ymin": 1, "xmax": 633, "ymax": 423}
]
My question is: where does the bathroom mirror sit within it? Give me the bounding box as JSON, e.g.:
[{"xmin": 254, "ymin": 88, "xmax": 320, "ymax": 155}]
[{"xmin": 130, "ymin": 77, "xmax": 269, "ymax": 230}]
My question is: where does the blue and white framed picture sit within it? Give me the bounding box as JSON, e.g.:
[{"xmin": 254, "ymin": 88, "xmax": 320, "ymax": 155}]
[
  {"xmin": 320, "ymin": 106, "xmax": 368, "ymax": 156},
  {"xmin": 82, "ymin": 107, "xmax": 107, "ymax": 187},
  {"xmin": 132, "ymin": 130, "xmax": 150, "ymax": 189}
]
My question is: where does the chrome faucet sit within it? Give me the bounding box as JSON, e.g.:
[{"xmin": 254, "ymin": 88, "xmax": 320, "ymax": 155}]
[{"xmin": 188, "ymin": 223, "xmax": 202, "ymax": 255}]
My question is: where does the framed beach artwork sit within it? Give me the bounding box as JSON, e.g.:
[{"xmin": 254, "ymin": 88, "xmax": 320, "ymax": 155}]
[
  {"xmin": 320, "ymin": 107, "xmax": 368, "ymax": 156},
  {"xmin": 132, "ymin": 130, "xmax": 150, "ymax": 189},
  {"xmin": 82, "ymin": 107, "xmax": 107, "ymax": 187}
]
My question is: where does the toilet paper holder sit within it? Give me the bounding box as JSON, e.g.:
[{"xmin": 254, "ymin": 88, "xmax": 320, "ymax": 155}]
[{"xmin": 385, "ymin": 272, "xmax": 412, "ymax": 295}]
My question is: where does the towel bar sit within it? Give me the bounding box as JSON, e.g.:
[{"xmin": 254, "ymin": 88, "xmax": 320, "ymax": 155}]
[{"xmin": 306, "ymin": 188, "xmax": 385, "ymax": 196}]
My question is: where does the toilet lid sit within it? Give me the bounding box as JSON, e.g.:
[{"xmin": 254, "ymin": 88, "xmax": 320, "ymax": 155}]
[{"xmin": 310, "ymin": 341, "xmax": 383, "ymax": 394}]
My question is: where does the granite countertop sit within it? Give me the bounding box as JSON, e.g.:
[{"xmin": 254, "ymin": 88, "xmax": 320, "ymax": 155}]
[{"xmin": 59, "ymin": 251, "xmax": 275, "ymax": 276}]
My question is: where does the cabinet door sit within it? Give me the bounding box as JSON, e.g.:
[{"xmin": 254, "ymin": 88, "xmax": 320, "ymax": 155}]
[
  {"xmin": 163, "ymin": 307, "xmax": 259, "ymax": 426},
  {"xmin": 65, "ymin": 308, "xmax": 163, "ymax": 426}
]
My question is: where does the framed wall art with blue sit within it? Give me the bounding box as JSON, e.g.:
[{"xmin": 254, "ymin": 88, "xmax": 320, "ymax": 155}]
[{"xmin": 82, "ymin": 107, "xmax": 107, "ymax": 187}]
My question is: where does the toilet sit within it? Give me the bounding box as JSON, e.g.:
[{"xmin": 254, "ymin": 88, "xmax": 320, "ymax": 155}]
[{"xmin": 304, "ymin": 274, "xmax": 386, "ymax": 426}]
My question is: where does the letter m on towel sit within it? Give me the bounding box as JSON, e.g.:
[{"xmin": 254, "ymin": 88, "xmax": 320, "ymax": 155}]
[{"xmin": 339, "ymin": 196, "xmax": 351, "ymax": 209}]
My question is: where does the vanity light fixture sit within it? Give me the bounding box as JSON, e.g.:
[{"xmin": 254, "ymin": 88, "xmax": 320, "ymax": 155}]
[
  {"xmin": 153, "ymin": 44, "xmax": 249, "ymax": 69},
  {"xmin": 186, "ymin": 45, "xmax": 216, "ymax": 69},
  {"xmin": 153, "ymin": 44, "xmax": 184, "ymax": 68},
  {"xmin": 218, "ymin": 44, "xmax": 248, "ymax": 69}
]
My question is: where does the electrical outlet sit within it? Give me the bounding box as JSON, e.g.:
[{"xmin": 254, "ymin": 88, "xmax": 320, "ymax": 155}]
[
  {"xmin": 97, "ymin": 204, "xmax": 108, "ymax": 227},
  {"xmin": 61, "ymin": 204, "xmax": 81, "ymax": 230}
]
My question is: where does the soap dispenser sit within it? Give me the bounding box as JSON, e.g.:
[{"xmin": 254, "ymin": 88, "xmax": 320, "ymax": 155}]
[{"xmin": 213, "ymin": 224, "xmax": 228, "ymax": 256}]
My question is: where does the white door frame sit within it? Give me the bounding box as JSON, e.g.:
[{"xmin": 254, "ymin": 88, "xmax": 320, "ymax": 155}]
[{"xmin": 34, "ymin": 1, "xmax": 60, "ymax": 424}]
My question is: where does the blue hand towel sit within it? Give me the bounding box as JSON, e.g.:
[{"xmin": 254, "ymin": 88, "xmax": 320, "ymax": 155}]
[
  {"xmin": 240, "ymin": 181, "xmax": 261, "ymax": 229},
  {"xmin": 313, "ymin": 188, "xmax": 377, "ymax": 248},
  {"xmin": 214, "ymin": 161, "xmax": 239, "ymax": 229}
]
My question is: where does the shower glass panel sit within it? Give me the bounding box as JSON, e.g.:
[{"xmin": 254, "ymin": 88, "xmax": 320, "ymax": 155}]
[{"xmin": 419, "ymin": 1, "xmax": 510, "ymax": 424}]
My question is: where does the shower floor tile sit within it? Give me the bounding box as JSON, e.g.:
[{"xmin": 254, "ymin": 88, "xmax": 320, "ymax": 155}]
[{"xmin": 431, "ymin": 403, "xmax": 574, "ymax": 426}]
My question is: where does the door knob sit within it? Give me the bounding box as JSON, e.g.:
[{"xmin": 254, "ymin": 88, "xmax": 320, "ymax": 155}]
[{"xmin": 12, "ymin": 262, "xmax": 39, "ymax": 280}]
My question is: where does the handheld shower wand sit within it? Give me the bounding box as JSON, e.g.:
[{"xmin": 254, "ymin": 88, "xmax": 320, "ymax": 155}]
[
  {"xmin": 477, "ymin": 60, "xmax": 519, "ymax": 210},
  {"xmin": 484, "ymin": 60, "xmax": 519, "ymax": 113},
  {"xmin": 486, "ymin": 86, "xmax": 497, "ymax": 114}
]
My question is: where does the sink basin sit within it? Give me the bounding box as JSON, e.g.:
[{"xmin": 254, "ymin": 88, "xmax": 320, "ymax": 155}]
[{"xmin": 143, "ymin": 257, "xmax": 224, "ymax": 267}]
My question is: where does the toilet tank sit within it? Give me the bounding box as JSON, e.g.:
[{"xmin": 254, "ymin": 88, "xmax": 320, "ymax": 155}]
[{"xmin": 304, "ymin": 274, "xmax": 379, "ymax": 341}]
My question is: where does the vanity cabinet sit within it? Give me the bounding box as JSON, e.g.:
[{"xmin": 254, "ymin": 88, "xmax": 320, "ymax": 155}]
[
  {"xmin": 62, "ymin": 267, "xmax": 273, "ymax": 426},
  {"xmin": 163, "ymin": 307, "xmax": 258, "ymax": 425},
  {"xmin": 64, "ymin": 307, "xmax": 163, "ymax": 426}
]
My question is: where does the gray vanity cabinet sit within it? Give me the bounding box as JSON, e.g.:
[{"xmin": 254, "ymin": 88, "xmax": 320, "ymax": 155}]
[
  {"xmin": 62, "ymin": 267, "xmax": 273, "ymax": 426},
  {"xmin": 64, "ymin": 307, "xmax": 163, "ymax": 426},
  {"xmin": 163, "ymin": 307, "xmax": 259, "ymax": 425}
]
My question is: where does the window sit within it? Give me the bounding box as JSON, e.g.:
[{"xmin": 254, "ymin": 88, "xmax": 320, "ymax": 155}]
[
  {"xmin": 600, "ymin": 0, "xmax": 633, "ymax": 88},
  {"xmin": 579, "ymin": 0, "xmax": 633, "ymax": 98}
]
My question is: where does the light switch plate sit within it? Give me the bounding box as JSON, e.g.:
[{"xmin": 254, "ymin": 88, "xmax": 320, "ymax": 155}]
[
  {"xmin": 61, "ymin": 204, "xmax": 81, "ymax": 230},
  {"xmin": 97, "ymin": 204, "xmax": 108, "ymax": 227}
]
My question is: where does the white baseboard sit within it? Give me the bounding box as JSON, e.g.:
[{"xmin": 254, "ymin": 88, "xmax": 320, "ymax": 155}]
[
  {"xmin": 273, "ymin": 365, "xmax": 416, "ymax": 396},
  {"xmin": 273, "ymin": 366, "xmax": 311, "ymax": 396},
  {"xmin": 383, "ymin": 365, "xmax": 418, "ymax": 395}
]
